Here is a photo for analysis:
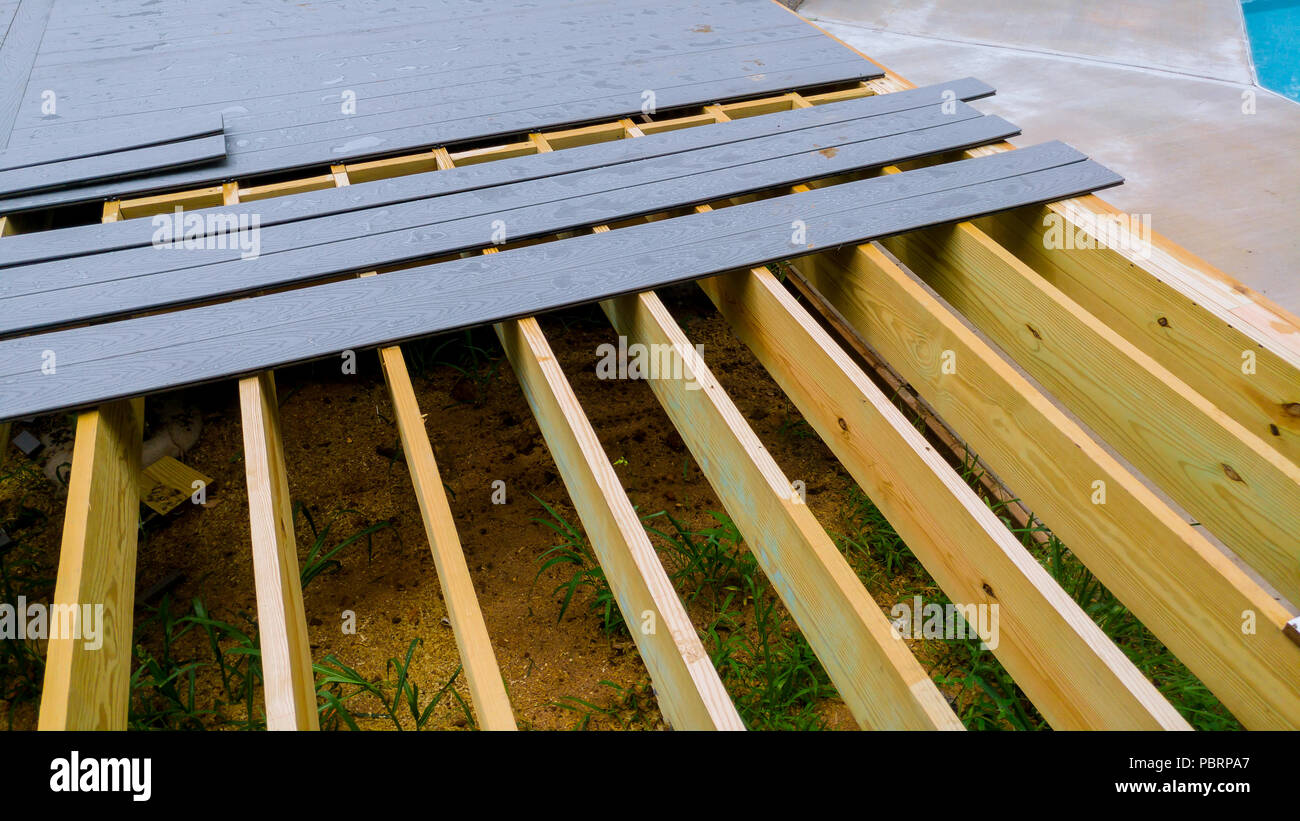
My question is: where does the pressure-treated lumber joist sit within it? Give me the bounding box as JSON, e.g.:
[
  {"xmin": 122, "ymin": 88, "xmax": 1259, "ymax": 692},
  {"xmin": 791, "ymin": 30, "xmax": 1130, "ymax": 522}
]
[
  {"xmin": 495, "ymin": 315, "xmax": 744, "ymax": 730},
  {"xmin": 696, "ymin": 263, "xmax": 1187, "ymax": 730},
  {"xmin": 879, "ymin": 220, "xmax": 1300, "ymax": 610},
  {"xmin": 483, "ymin": 137, "xmax": 741, "ymax": 730},
  {"xmin": 791, "ymin": 244, "xmax": 1300, "ymax": 729},
  {"xmin": 598, "ymin": 287, "xmax": 962, "ymax": 730},
  {"xmin": 332, "ymin": 159, "xmax": 517, "ymax": 731},
  {"xmin": 37, "ymin": 199, "xmax": 143, "ymax": 731},
  {"xmin": 378, "ymin": 346, "xmax": 518, "ymax": 730},
  {"xmin": 973, "ymin": 199, "xmax": 1300, "ymax": 467},
  {"xmin": 37, "ymin": 398, "xmax": 143, "ymax": 730},
  {"xmin": 239, "ymin": 371, "xmax": 318, "ymax": 730}
]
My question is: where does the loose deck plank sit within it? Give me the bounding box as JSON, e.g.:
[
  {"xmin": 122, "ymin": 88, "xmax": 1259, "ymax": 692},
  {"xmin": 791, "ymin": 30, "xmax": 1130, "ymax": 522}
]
[
  {"xmin": 0, "ymin": 144, "xmax": 1122, "ymax": 420},
  {"xmin": 0, "ymin": 133, "xmax": 226, "ymax": 198},
  {"xmin": 4, "ymin": 109, "xmax": 1020, "ymax": 331},
  {"xmin": 0, "ymin": 110, "xmax": 221, "ymax": 171},
  {"xmin": 0, "ymin": 78, "xmax": 994, "ymax": 267}
]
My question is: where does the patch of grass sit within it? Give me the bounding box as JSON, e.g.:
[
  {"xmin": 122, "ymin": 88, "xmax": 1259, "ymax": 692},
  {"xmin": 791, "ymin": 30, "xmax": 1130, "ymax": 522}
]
[
  {"xmin": 294, "ymin": 503, "xmax": 392, "ymax": 590},
  {"xmin": 555, "ymin": 678, "xmax": 660, "ymax": 730},
  {"xmin": 315, "ymin": 639, "xmax": 474, "ymax": 730},
  {"xmin": 532, "ymin": 495, "xmax": 624, "ymax": 635}
]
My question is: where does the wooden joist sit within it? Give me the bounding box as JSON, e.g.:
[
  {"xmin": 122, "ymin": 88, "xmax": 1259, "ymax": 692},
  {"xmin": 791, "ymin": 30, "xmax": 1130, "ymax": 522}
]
[
  {"xmin": 697, "ymin": 262, "xmax": 1188, "ymax": 730},
  {"xmin": 880, "ymin": 220, "xmax": 1300, "ymax": 609},
  {"xmin": 223, "ymin": 175, "xmax": 316, "ymax": 731},
  {"xmin": 239, "ymin": 371, "xmax": 318, "ymax": 730},
  {"xmin": 332, "ymin": 160, "xmax": 516, "ymax": 731},
  {"xmin": 974, "ymin": 201, "xmax": 1300, "ymax": 466},
  {"xmin": 37, "ymin": 398, "xmax": 143, "ymax": 730},
  {"xmin": 487, "ymin": 134, "xmax": 741, "ymax": 730},
  {"xmin": 496, "ymin": 316, "xmax": 744, "ymax": 730},
  {"xmin": 792, "ymin": 244, "xmax": 1300, "ymax": 729},
  {"xmin": 379, "ymin": 347, "xmax": 518, "ymax": 731},
  {"xmin": 599, "ymin": 287, "xmax": 963, "ymax": 730}
]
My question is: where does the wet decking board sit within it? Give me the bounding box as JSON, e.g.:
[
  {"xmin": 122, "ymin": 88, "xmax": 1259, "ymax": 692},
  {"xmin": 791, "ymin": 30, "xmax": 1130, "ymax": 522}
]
[
  {"xmin": 0, "ymin": 110, "xmax": 1020, "ymax": 333},
  {"xmin": 0, "ymin": 0, "xmax": 52, "ymax": 150},
  {"xmin": 0, "ymin": 110, "xmax": 221, "ymax": 171},
  {"xmin": 36, "ymin": 10, "xmax": 804, "ymax": 107},
  {"xmin": 0, "ymin": 78, "xmax": 995, "ymax": 267},
  {"xmin": 0, "ymin": 133, "xmax": 226, "ymax": 197},
  {"xmin": 0, "ymin": 0, "xmax": 883, "ymax": 211},
  {"xmin": 0, "ymin": 143, "xmax": 1122, "ymax": 420}
]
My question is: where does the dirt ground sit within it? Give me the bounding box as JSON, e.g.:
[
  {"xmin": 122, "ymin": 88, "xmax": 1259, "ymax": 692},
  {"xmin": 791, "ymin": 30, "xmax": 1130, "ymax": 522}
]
[{"xmin": 1, "ymin": 279, "xmax": 951, "ymax": 731}]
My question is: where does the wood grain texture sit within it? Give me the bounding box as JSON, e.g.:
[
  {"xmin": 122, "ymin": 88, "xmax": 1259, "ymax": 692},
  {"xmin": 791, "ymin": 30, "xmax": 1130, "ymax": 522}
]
[
  {"xmin": 0, "ymin": 110, "xmax": 221, "ymax": 172},
  {"xmin": 0, "ymin": 77, "xmax": 993, "ymax": 268},
  {"xmin": 881, "ymin": 221, "xmax": 1300, "ymax": 610},
  {"xmin": 0, "ymin": 145, "xmax": 1122, "ymax": 420},
  {"xmin": 698, "ymin": 263, "xmax": 1187, "ymax": 729},
  {"xmin": 496, "ymin": 316, "xmax": 743, "ymax": 730},
  {"xmin": 792, "ymin": 244, "xmax": 1300, "ymax": 729},
  {"xmin": 598, "ymin": 288, "xmax": 961, "ymax": 729},
  {"xmin": 0, "ymin": 3, "xmax": 882, "ymax": 213},
  {"xmin": 37, "ymin": 398, "xmax": 143, "ymax": 730},
  {"xmin": 379, "ymin": 346, "xmax": 517, "ymax": 730},
  {"xmin": 239, "ymin": 372, "xmax": 318, "ymax": 730},
  {"xmin": 0, "ymin": 0, "xmax": 52, "ymax": 150},
  {"xmin": 974, "ymin": 203, "xmax": 1300, "ymax": 467},
  {"xmin": 0, "ymin": 133, "xmax": 226, "ymax": 197}
]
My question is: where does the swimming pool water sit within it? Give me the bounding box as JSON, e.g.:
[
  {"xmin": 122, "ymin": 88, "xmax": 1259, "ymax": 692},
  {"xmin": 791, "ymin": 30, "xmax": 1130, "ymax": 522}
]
[{"xmin": 1241, "ymin": 0, "xmax": 1300, "ymax": 101}]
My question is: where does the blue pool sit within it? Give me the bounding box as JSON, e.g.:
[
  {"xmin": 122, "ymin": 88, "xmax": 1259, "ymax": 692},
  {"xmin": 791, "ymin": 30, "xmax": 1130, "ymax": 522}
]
[{"xmin": 1242, "ymin": 0, "xmax": 1300, "ymax": 101}]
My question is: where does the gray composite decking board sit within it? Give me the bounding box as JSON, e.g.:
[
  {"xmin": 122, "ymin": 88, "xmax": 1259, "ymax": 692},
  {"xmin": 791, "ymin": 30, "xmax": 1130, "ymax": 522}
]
[
  {"xmin": 30, "ymin": 0, "xmax": 778, "ymax": 108},
  {"xmin": 0, "ymin": 78, "xmax": 994, "ymax": 267},
  {"xmin": 30, "ymin": 30, "xmax": 836, "ymax": 147},
  {"xmin": 40, "ymin": 0, "xmax": 620, "ymax": 57},
  {"xmin": 25, "ymin": 32, "xmax": 851, "ymax": 147},
  {"xmin": 32, "ymin": 0, "xmax": 620, "ymax": 87},
  {"xmin": 33, "ymin": 22, "xmax": 814, "ymax": 122},
  {"xmin": 0, "ymin": 111, "xmax": 222, "ymax": 171},
  {"xmin": 0, "ymin": 94, "xmax": 997, "ymax": 289},
  {"xmin": 0, "ymin": 144, "xmax": 1122, "ymax": 421},
  {"xmin": 32, "ymin": 0, "xmax": 733, "ymax": 71},
  {"xmin": 3, "ymin": 102, "xmax": 997, "ymax": 299},
  {"xmin": 0, "ymin": 0, "xmax": 52, "ymax": 151},
  {"xmin": 0, "ymin": 112, "xmax": 1021, "ymax": 332},
  {"xmin": 0, "ymin": 58, "xmax": 881, "ymax": 212},
  {"xmin": 34, "ymin": 0, "xmax": 620, "ymax": 62},
  {"xmin": 6, "ymin": 140, "xmax": 1084, "ymax": 328},
  {"xmin": 0, "ymin": 133, "xmax": 226, "ymax": 197}
]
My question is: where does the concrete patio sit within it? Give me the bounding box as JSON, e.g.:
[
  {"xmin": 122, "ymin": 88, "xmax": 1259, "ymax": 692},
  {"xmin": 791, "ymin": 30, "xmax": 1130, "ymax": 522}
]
[{"xmin": 797, "ymin": 0, "xmax": 1300, "ymax": 314}]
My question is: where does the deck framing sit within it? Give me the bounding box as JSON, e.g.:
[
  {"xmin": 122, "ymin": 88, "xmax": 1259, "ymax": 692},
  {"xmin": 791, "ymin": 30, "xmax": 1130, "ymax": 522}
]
[{"xmin": 7, "ymin": 2, "xmax": 1298, "ymax": 730}]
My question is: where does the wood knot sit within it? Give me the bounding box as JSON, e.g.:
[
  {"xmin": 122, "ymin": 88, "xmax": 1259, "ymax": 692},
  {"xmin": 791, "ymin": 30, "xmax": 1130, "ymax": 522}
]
[
  {"xmin": 1282, "ymin": 402, "xmax": 1300, "ymax": 418},
  {"xmin": 1221, "ymin": 463, "xmax": 1244, "ymax": 483},
  {"xmin": 981, "ymin": 582, "xmax": 996, "ymax": 599},
  {"xmin": 1025, "ymin": 324, "xmax": 1042, "ymax": 340},
  {"xmin": 1156, "ymin": 316, "xmax": 1170, "ymax": 327},
  {"xmin": 837, "ymin": 417, "xmax": 848, "ymax": 432}
]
